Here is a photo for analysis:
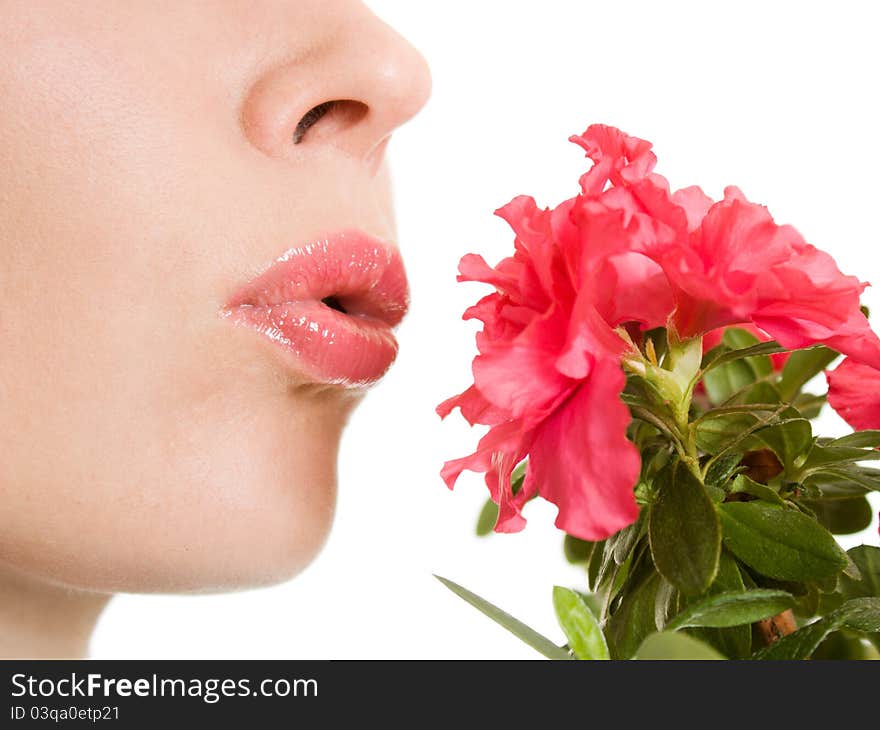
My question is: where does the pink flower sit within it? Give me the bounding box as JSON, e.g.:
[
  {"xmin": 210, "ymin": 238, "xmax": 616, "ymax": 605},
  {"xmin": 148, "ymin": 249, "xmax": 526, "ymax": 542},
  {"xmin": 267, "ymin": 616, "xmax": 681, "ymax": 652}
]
[
  {"xmin": 440, "ymin": 123, "xmax": 880, "ymax": 542},
  {"xmin": 437, "ymin": 196, "xmax": 646, "ymax": 541},
  {"xmin": 827, "ymin": 358, "xmax": 880, "ymax": 431},
  {"xmin": 571, "ymin": 125, "xmax": 880, "ymax": 369}
]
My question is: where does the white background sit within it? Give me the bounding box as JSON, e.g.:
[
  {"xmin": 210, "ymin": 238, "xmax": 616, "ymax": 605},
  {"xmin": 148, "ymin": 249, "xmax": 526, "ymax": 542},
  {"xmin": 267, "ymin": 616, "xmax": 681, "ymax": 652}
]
[{"xmin": 91, "ymin": 0, "xmax": 880, "ymax": 658}]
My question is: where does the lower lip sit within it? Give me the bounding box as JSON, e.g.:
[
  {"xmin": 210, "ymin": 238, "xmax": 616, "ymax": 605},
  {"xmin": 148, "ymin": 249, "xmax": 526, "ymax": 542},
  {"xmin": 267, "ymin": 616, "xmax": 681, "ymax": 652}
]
[{"xmin": 225, "ymin": 301, "xmax": 399, "ymax": 387}]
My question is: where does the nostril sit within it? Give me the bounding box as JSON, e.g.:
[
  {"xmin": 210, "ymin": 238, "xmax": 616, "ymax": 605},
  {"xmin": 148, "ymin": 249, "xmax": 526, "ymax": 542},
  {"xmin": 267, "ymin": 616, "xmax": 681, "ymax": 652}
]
[
  {"xmin": 293, "ymin": 101, "xmax": 337, "ymax": 144},
  {"xmin": 292, "ymin": 100, "xmax": 369, "ymax": 145},
  {"xmin": 321, "ymin": 295, "xmax": 348, "ymax": 314}
]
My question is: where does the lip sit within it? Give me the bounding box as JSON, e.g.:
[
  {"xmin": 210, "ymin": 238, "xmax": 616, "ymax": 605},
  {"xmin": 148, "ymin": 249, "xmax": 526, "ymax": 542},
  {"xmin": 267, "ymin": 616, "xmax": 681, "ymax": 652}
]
[{"xmin": 223, "ymin": 230, "xmax": 409, "ymax": 387}]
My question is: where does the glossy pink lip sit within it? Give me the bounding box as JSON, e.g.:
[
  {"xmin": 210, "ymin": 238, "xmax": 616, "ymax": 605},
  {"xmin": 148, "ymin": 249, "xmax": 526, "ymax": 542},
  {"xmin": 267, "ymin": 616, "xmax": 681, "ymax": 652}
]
[{"xmin": 224, "ymin": 230, "xmax": 409, "ymax": 387}]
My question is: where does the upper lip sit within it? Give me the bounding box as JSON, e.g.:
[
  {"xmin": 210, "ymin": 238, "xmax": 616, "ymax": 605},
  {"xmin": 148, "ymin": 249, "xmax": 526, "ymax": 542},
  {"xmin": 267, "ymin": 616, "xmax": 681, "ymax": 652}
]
[{"xmin": 225, "ymin": 230, "xmax": 409, "ymax": 326}]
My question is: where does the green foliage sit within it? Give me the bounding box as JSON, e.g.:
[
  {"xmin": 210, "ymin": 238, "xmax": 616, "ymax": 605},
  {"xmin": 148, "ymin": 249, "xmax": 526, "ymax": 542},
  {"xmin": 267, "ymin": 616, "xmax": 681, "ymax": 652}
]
[
  {"xmin": 665, "ymin": 589, "xmax": 794, "ymax": 631},
  {"xmin": 563, "ymin": 534, "xmax": 594, "ymax": 564},
  {"xmin": 679, "ymin": 551, "xmax": 754, "ymax": 659},
  {"xmin": 840, "ymin": 546, "xmax": 880, "ymax": 599},
  {"xmin": 801, "ymin": 496, "xmax": 873, "ymax": 535},
  {"xmin": 475, "ymin": 498, "xmax": 498, "ymax": 536},
  {"xmin": 746, "ymin": 418, "xmax": 813, "ymax": 476},
  {"xmin": 811, "ymin": 630, "xmax": 880, "ymax": 660},
  {"xmin": 701, "ymin": 339, "xmax": 788, "ymax": 372},
  {"xmin": 648, "ymin": 460, "xmax": 720, "ymax": 595},
  {"xmin": 605, "ymin": 570, "xmax": 662, "ymax": 659},
  {"xmin": 453, "ymin": 329, "xmax": 877, "ymax": 660},
  {"xmin": 552, "ymin": 587, "xmax": 609, "ymax": 660},
  {"xmin": 702, "ymin": 328, "xmax": 773, "ymax": 406},
  {"xmin": 718, "ymin": 502, "xmax": 848, "ymax": 582},
  {"xmin": 634, "ymin": 632, "xmax": 725, "ymax": 660},
  {"xmin": 728, "ymin": 474, "xmax": 783, "ymax": 504},
  {"xmin": 753, "ymin": 598, "xmax": 880, "ymax": 659},
  {"xmin": 777, "ymin": 346, "xmax": 839, "ymax": 401},
  {"xmin": 434, "ymin": 576, "xmax": 572, "ymax": 660}
]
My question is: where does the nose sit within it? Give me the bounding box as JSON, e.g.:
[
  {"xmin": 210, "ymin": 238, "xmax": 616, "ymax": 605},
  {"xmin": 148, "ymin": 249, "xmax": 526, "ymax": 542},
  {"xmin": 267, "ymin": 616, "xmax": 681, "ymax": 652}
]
[{"xmin": 241, "ymin": 8, "xmax": 431, "ymax": 165}]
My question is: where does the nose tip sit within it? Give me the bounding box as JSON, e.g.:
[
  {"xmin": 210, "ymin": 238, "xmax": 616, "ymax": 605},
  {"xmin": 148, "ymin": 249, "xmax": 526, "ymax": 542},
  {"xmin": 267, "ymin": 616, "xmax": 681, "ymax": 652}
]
[{"xmin": 370, "ymin": 29, "xmax": 432, "ymax": 135}]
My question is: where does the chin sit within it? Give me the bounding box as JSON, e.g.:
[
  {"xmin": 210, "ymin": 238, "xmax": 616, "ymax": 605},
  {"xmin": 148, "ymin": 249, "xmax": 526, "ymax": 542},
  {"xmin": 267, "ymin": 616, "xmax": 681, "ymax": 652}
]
[
  {"xmin": 1, "ymin": 391, "xmax": 350, "ymax": 596},
  {"xmin": 104, "ymin": 424, "xmax": 344, "ymax": 595},
  {"xmin": 143, "ymin": 475, "xmax": 340, "ymax": 595}
]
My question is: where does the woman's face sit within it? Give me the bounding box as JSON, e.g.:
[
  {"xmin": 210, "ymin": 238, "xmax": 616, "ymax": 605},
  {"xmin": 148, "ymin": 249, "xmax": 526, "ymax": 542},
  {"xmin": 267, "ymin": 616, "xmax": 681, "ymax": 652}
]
[{"xmin": 0, "ymin": 1, "xmax": 430, "ymax": 592}]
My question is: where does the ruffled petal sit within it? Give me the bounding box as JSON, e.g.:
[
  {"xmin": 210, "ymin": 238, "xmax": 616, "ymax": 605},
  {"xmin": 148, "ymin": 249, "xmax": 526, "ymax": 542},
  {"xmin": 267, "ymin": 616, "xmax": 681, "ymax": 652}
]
[
  {"xmin": 592, "ymin": 252, "xmax": 674, "ymax": 330},
  {"xmin": 471, "ymin": 304, "xmax": 573, "ymax": 418},
  {"xmin": 556, "ymin": 290, "xmax": 629, "ymax": 379},
  {"xmin": 827, "ymin": 358, "xmax": 880, "ymax": 431},
  {"xmin": 569, "ymin": 124, "xmax": 657, "ymax": 191},
  {"xmin": 439, "ymin": 419, "xmax": 531, "ymax": 497},
  {"xmin": 436, "ymin": 384, "xmax": 507, "ymax": 426},
  {"xmin": 527, "ymin": 359, "xmax": 641, "ymax": 541}
]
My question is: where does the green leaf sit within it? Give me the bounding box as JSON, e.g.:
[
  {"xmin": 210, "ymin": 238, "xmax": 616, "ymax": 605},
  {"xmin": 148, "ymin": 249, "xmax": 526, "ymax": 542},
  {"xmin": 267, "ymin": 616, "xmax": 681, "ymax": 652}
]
[
  {"xmin": 702, "ymin": 340, "xmax": 787, "ymax": 372},
  {"xmin": 434, "ymin": 576, "xmax": 572, "ymax": 660},
  {"xmin": 510, "ymin": 459, "xmax": 527, "ymax": 488},
  {"xmin": 752, "ymin": 617, "xmax": 833, "ymax": 660},
  {"xmin": 649, "ymin": 460, "xmax": 721, "ymax": 596},
  {"xmin": 698, "ymin": 403, "xmax": 783, "ymax": 420},
  {"xmin": 754, "ymin": 597, "xmax": 880, "ymax": 659},
  {"xmin": 829, "ymin": 430, "xmax": 880, "ymax": 449},
  {"xmin": 729, "ymin": 474, "xmax": 784, "ymax": 505},
  {"xmin": 475, "ymin": 498, "xmax": 498, "ymax": 536},
  {"xmin": 811, "ymin": 630, "xmax": 880, "ymax": 660},
  {"xmin": 777, "ymin": 346, "xmax": 839, "ymax": 402},
  {"xmin": 696, "ymin": 413, "xmax": 758, "ymax": 455},
  {"xmin": 703, "ymin": 360, "xmax": 763, "ymax": 406},
  {"xmin": 801, "ymin": 496, "xmax": 873, "ymax": 535},
  {"xmin": 683, "ymin": 551, "xmax": 752, "ymax": 659},
  {"xmin": 594, "ymin": 537, "xmax": 621, "ymax": 593},
  {"xmin": 840, "ymin": 546, "xmax": 880, "ymax": 599},
  {"xmin": 586, "ymin": 539, "xmax": 605, "ymax": 592},
  {"xmin": 634, "ymin": 631, "xmax": 726, "ymax": 660},
  {"xmin": 718, "ymin": 502, "xmax": 848, "ymax": 582},
  {"xmin": 578, "ymin": 591, "xmax": 603, "ymax": 619},
  {"xmin": 665, "ymin": 589, "xmax": 795, "ymax": 631},
  {"xmin": 748, "ymin": 418, "xmax": 813, "ymax": 475},
  {"xmin": 802, "ymin": 444, "xmax": 880, "ymax": 473},
  {"xmin": 563, "ymin": 534, "xmax": 594, "ymax": 564},
  {"xmin": 791, "ymin": 392, "xmax": 825, "ymax": 420},
  {"xmin": 654, "ymin": 577, "xmax": 679, "ymax": 630},
  {"xmin": 804, "ymin": 467, "xmax": 876, "ymax": 498},
  {"xmin": 839, "ymin": 597, "xmax": 880, "ymax": 633},
  {"xmin": 722, "ymin": 327, "xmax": 767, "ymax": 354},
  {"xmin": 697, "ymin": 405, "xmax": 791, "ymax": 460},
  {"xmin": 552, "ymin": 587, "xmax": 610, "ymax": 660},
  {"xmin": 606, "ymin": 571, "xmax": 661, "ymax": 659},
  {"xmin": 705, "ymin": 452, "xmax": 746, "ymax": 489},
  {"xmin": 702, "ymin": 328, "xmax": 773, "ymax": 406},
  {"xmin": 809, "ymin": 466, "xmax": 880, "ymax": 493},
  {"xmin": 741, "ymin": 381, "xmax": 784, "ymax": 406},
  {"xmin": 613, "ymin": 513, "xmax": 644, "ymax": 565}
]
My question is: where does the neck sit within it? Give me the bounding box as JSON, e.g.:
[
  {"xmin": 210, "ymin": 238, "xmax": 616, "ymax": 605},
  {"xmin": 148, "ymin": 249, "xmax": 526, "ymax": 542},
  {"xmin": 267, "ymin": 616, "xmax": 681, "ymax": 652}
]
[{"xmin": 0, "ymin": 563, "xmax": 110, "ymax": 658}]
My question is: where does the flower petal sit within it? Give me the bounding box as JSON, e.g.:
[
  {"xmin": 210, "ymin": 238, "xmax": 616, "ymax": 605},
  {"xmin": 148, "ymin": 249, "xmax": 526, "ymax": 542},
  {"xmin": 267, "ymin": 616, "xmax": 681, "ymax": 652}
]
[
  {"xmin": 827, "ymin": 358, "xmax": 880, "ymax": 431},
  {"xmin": 527, "ymin": 358, "xmax": 641, "ymax": 541},
  {"xmin": 436, "ymin": 384, "xmax": 507, "ymax": 426},
  {"xmin": 472, "ymin": 304, "xmax": 573, "ymax": 418}
]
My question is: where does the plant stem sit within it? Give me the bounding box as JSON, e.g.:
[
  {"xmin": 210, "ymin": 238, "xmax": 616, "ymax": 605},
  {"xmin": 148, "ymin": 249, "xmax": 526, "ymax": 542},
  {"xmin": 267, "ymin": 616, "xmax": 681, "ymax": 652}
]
[{"xmin": 754, "ymin": 609, "xmax": 797, "ymax": 646}]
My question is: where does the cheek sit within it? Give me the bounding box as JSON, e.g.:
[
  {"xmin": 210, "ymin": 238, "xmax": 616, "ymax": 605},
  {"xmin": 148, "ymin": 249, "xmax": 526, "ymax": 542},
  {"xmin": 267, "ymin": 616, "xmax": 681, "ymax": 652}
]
[{"xmin": 0, "ymin": 340, "xmax": 356, "ymax": 592}]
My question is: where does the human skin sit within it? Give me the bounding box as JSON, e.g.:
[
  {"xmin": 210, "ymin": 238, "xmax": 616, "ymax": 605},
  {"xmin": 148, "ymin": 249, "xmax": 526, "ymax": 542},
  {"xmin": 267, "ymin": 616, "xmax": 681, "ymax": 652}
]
[{"xmin": 0, "ymin": 0, "xmax": 430, "ymax": 656}]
